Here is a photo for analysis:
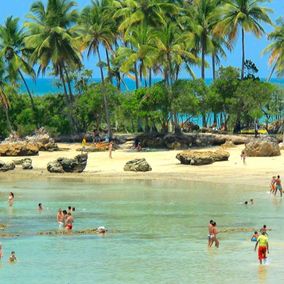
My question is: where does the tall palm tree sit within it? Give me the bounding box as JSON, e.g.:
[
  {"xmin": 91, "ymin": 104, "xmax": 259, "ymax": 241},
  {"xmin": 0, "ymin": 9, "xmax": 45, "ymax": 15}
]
[
  {"xmin": 0, "ymin": 59, "xmax": 13, "ymax": 132},
  {"xmin": 78, "ymin": 0, "xmax": 117, "ymax": 139},
  {"xmin": 0, "ymin": 17, "xmax": 36, "ymax": 115},
  {"xmin": 25, "ymin": 0, "xmax": 81, "ymax": 104},
  {"xmin": 263, "ymin": 17, "xmax": 284, "ymax": 81},
  {"xmin": 214, "ymin": 0, "xmax": 272, "ymax": 79}
]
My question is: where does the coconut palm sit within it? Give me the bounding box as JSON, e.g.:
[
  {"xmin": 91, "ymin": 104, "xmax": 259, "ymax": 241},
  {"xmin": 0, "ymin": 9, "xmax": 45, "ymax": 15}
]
[
  {"xmin": 0, "ymin": 59, "xmax": 13, "ymax": 131},
  {"xmin": 214, "ymin": 0, "xmax": 272, "ymax": 79},
  {"xmin": 25, "ymin": 0, "xmax": 81, "ymax": 104},
  {"xmin": 0, "ymin": 17, "xmax": 36, "ymax": 114},
  {"xmin": 263, "ymin": 17, "xmax": 284, "ymax": 81}
]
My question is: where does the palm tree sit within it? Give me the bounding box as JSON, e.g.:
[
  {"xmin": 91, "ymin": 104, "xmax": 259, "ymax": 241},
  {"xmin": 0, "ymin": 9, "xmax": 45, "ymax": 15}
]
[
  {"xmin": 263, "ymin": 17, "xmax": 284, "ymax": 81},
  {"xmin": 78, "ymin": 0, "xmax": 117, "ymax": 139},
  {"xmin": 214, "ymin": 0, "xmax": 272, "ymax": 79},
  {"xmin": 0, "ymin": 59, "xmax": 13, "ymax": 132},
  {"xmin": 25, "ymin": 0, "xmax": 81, "ymax": 104},
  {"xmin": 0, "ymin": 17, "xmax": 36, "ymax": 115}
]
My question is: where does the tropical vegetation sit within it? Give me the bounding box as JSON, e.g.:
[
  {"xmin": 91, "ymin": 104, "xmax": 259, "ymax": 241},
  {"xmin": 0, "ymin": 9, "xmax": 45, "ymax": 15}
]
[{"xmin": 0, "ymin": 0, "xmax": 283, "ymax": 138}]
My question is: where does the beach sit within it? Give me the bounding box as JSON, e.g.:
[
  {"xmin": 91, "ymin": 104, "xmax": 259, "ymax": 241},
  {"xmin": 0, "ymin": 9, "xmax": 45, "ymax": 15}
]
[{"xmin": 0, "ymin": 143, "xmax": 279, "ymax": 187}]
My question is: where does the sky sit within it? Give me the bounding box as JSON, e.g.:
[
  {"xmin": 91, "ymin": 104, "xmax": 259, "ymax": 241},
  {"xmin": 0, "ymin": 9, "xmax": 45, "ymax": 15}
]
[{"xmin": 0, "ymin": 0, "xmax": 284, "ymax": 79}]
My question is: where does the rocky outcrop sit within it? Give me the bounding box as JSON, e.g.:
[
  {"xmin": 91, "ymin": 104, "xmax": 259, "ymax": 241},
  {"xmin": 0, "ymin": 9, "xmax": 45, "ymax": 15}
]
[
  {"xmin": 0, "ymin": 143, "xmax": 39, "ymax": 156},
  {"xmin": 245, "ymin": 137, "xmax": 280, "ymax": 157},
  {"xmin": 47, "ymin": 154, "xmax": 88, "ymax": 173},
  {"xmin": 0, "ymin": 161, "xmax": 15, "ymax": 171},
  {"xmin": 137, "ymin": 133, "xmax": 249, "ymax": 149},
  {"xmin": 25, "ymin": 127, "xmax": 59, "ymax": 151},
  {"xmin": 221, "ymin": 140, "xmax": 236, "ymax": 148},
  {"xmin": 176, "ymin": 149, "xmax": 230, "ymax": 165},
  {"xmin": 124, "ymin": 158, "xmax": 152, "ymax": 172}
]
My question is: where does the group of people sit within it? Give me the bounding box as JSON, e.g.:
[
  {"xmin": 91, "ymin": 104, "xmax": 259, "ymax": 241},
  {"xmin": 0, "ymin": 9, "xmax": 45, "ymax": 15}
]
[
  {"xmin": 270, "ymin": 175, "xmax": 282, "ymax": 197},
  {"xmin": 57, "ymin": 206, "xmax": 75, "ymax": 230},
  {"xmin": 208, "ymin": 220, "xmax": 219, "ymax": 248}
]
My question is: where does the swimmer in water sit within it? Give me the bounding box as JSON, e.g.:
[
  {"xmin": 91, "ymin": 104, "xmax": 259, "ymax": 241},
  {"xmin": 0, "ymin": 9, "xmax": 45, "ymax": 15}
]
[
  {"xmin": 65, "ymin": 212, "xmax": 74, "ymax": 231},
  {"xmin": 209, "ymin": 222, "xmax": 219, "ymax": 248},
  {"xmin": 275, "ymin": 175, "xmax": 283, "ymax": 197},
  {"xmin": 270, "ymin": 176, "xmax": 276, "ymax": 194},
  {"xmin": 8, "ymin": 192, "xmax": 14, "ymax": 207},
  {"xmin": 208, "ymin": 220, "xmax": 214, "ymax": 247},
  {"xmin": 251, "ymin": 231, "xmax": 259, "ymax": 242},
  {"xmin": 38, "ymin": 203, "xmax": 43, "ymax": 211},
  {"xmin": 0, "ymin": 243, "xmax": 3, "ymax": 259},
  {"xmin": 8, "ymin": 251, "xmax": 16, "ymax": 263}
]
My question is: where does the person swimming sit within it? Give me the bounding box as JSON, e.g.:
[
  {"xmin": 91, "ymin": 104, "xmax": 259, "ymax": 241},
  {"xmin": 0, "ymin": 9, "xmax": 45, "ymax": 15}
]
[
  {"xmin": 251, "ymin": 231, "xmax": 259, "ymax": 242},
  {"xmin": 8, "ymin": 251, "xmax": 16, "ymax": 263},
  {"xmin": 8, "ymin": 192, "xmax": 14, "ymax": 207},
  {"xmin": 38, "ymin": 203, "xmax": 43, "ymax": 211}
]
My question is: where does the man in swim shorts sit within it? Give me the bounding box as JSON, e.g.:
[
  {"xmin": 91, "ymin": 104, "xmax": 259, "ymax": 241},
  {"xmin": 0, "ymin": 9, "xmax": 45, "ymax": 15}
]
[
  {"xmin": 57, "ymin": 209, "xmax": 64, "ymax": 229},
  {"xmin": 275, "ymin": 175, "xmax": 282, "ymax": 197},
  {"xmin": 208, "ymin": 220, "xmax": 214, "ymax": 247},
  {"xmin": 255, "ymin": 231, "xmax": 269, "ymax": 264}
]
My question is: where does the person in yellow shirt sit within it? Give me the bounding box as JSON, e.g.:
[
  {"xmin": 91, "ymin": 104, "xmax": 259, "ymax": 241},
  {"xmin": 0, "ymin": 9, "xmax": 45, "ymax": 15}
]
[
  {"xmin": 254, "ymin": 231, "xmax": 269, "ymax": 264},
  {"xmin": 81, "ymin": 136, "xmax": 87, "ymax": 154}
]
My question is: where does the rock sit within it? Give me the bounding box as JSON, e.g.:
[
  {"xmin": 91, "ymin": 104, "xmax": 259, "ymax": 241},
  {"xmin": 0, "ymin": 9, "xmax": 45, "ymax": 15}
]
[
  {"xmin": 47, "ymin": 154, "xmax": 88, "ymax": 173},
  {"xmin": 13, "ymin": 158, "xmax": 32, "ymax": 165},
  {"xmin": 221, "ymin": 140, "xmax": 236, "ymax": 148},
  {"xmin": 176, "ymin": 149, "xmax": 230, "ymax": 166},
  {"xmin": 245, "ymin": 137, "xmax": 280, "ymax": 157},
  {"xmin": 279, "ymin": 142, "xmax": 284, "ymax": 150},
  {"xmin": 47, "ymin": 161, "xmax": 64, "ymax": 173},
  {"xmin": 124, "ymin": 158, "xmax": 152, "ymax": 172},
  {"xmin": 0, "ymin": 161, "xmax": 15, "ymax": 172},
  {"xmin": 0, "ymin": 143, "xmax": 39, "ymax": 156},
  {"xmin": 22, "ymin": 159, "xmax": 33, "ymax": 170}
]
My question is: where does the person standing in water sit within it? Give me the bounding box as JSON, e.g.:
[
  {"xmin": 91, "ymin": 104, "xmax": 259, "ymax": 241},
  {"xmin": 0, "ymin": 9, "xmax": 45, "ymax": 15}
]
[
  {"xmin": 38, "ymin": 203, "xmax": 43, "ymax": 211},
  {"xmin": 0, "ymin": 243, "xmax": 3, "ymax": 259},
  {"xmin": 275, "ymin": 175, "xmax": 282, "ymax": 197},
  {"xmin": 270, "ymin": 176, "xmax": 276, "ymax": 194},
  {"xmin": 65, "ymin": 212, "xmax": 74, "ymax": 231},
  {"xmin": 208, "ymin": 220, "xmax": 214, "ymax": 247},
  {"xmin": 240, "ymin": 150, "xmax": 246, "ymax": 165},
  {"xmin": 57, "ymin": 209, "xmax": 64, "ymax": 229},
  {"xmin": 8, "ymin": 192, "xmax": 14, "ymax": 207},
  {"xmin": 210, "ymin": 222, "xmax": 219, "ymax": 248},
  {"xmin": 8, "ymin": 251, "xmax": 17, "ymax": 263},
  {"xmin": 255, "ymin": 231, "xmax": 269, "ymax": 264}
]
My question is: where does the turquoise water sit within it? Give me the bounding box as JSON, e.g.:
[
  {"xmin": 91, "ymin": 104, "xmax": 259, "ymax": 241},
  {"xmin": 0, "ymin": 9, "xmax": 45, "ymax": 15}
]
[{"xmin": 0, "ymin": 178, "xmax": 284, "ymax": 283}]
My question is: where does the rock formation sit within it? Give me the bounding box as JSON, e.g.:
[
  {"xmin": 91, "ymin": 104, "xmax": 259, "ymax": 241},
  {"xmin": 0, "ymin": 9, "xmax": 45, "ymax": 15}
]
[
  {"xmin": 0, "ymin": 161, "xmax": 15, "ymax": 172},
  {"xmin": 47, "ymin": 154, "xmax": 88, "ymax": 173},
  {"xmin": 124, "ymin": 158, "xmax": 152, "ymax": 172},
  {"xmin": 176, "ymin": 149, "xmax": 230, "ymax": 165},
  {"xmin": 244, "ymin": 137, "xmax": 280, "ymax": 157}
]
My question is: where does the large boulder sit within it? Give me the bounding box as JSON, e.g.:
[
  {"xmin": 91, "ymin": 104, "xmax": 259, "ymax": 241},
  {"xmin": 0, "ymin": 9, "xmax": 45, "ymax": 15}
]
[
  {"xmin": 22, "ymin": 159, "xmax": 33, "ymax": 170},
  {"xmin": 47, "ymin": 154, "xmax": 88, "ymax": 173},
  {"xmin": 0, "ymin": 161, "xmax": 15, "ymax": 172},
  {"xmin": 244, "ymin": 137, "xmax": 280, "ymax": 157},
  {"xmin": 0, "ymin": 143, "xmax": 39, "ymax": 156},
  {"xmin": 176, "ymin": 149, "xmax": 230, "ymax": 166},
  {"xmin": 124, "ymin": 158, "xmax": 152, "ymax": 172}
]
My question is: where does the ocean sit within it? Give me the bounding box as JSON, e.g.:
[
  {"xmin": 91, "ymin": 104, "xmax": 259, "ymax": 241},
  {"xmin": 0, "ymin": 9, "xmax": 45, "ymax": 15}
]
[{"xmin": 19, "ymin": 77, "xmax": 284, "ymax": 96}]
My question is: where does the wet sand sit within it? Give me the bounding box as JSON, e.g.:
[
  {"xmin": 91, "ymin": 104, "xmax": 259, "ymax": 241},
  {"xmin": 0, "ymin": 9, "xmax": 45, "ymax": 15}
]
[{"xmin": 0, "ymin": 143, "xmax": 281, "ymax": 187}]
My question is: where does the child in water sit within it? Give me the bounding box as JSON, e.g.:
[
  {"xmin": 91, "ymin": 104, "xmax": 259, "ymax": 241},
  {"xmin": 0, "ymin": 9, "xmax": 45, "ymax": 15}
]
[
  {"xmin": 8, "ymin": 251, "xmax": 16, "ymax": 263},
  {"xmin": 251, "ymin": 231, "xmax": 259, "ymax": 242}
]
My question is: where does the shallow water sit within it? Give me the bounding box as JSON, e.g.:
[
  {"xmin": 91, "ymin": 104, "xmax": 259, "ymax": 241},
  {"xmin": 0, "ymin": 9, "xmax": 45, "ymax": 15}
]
[{"xmin": 0, "ymin": 178, "xmax": 283, "ymax": 284}]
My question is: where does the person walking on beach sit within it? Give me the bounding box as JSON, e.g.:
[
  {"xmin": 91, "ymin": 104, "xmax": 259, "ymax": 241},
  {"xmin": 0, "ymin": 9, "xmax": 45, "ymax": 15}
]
[
  {"xmin": 65, "ymin": 212, "xmax": 74, "ymax": 231},
  {"xmin": 240, "ymin": 150, "xmax": 246, "ymax": 165},
  {"xmin": 255, "ymin": 231, "xmax": 269, "ymax": 264},
  {"xmin": 275, "ymin": 175, "xmax": 282, "ymax": 197},
  {"xmin": 270, "ymin": 176, "xmax": 276, "ymax": 194},
  {"xmin": 81, "ymin": 136, "xmax": 87, "ymax": 154},
  {"xmin": 8, "ymin": 192, "xmax": 14, "ymax": 207},
  {"xmin": 109, "ymin": 140, "xmax": 113, "ymax": 159},
  {"xmin": 208, "ymin": 220, "xmax": 214, "ymax": 247}
]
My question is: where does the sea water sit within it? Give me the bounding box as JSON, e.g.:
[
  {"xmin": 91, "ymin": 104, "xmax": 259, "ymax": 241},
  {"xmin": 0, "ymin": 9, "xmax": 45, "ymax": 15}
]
[{"xmin": 0, "ymin": 178, "xmax": 284, "ymax": 284}]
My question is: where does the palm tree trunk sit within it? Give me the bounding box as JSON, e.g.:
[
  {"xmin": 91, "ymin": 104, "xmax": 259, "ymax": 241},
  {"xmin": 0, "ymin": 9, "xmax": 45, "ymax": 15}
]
[
  {"xmin": 18, "ymin": 70, "xmax": 36, "ymax": 113},
  {"xmin": 62, "ymin": 64, "xmax": 73, "ymax": 101},
  {"xmin": 212, "ymin": 54, "xmax": 216, "ymax": 80},
  {"xmin": 105, "ymin": 48, "xmax": 112, "ymax": 82},
  {"xmin": 267, "ymin": 62, "xmax": 277, "ymax": 82},
  {"xmin": 201, "ymin": 37, "xmax": 205, "ymax": 80},
  {"xmin": 134, "ymin": 62, "xmax": 139, "ymax": 89},
  {"xmin": 148, "ymin": 68, "xmax": 152, "ymax": 87},
  {"xmin": 4, "ymin": 107, "xmax": 12, "ymax": 132},
  {"xmin": 241, "ymin": 28, "xmax": 245, "ymax": 79},
  {"xmin": 97, "ymin": 46, "xmax": 112, "ymax": 139}
]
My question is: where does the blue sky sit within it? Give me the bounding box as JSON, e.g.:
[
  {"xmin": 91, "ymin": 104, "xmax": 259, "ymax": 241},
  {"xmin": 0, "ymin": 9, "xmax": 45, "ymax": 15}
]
[{"xmin": 0, "ymin": 0, "xmax": 283, "ymax": 79}]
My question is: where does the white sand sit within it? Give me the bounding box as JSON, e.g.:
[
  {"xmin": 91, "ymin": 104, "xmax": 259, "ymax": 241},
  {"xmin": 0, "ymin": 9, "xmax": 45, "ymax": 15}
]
[{"xmin": 0, "ymin": 143, "xmax": 281, "ymax": 187}]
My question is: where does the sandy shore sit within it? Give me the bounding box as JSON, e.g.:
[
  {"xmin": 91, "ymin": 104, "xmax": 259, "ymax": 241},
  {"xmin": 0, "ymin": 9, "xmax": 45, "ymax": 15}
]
[{"xmin": 0, "ymin": 143, "xmax": 281, "ymax": 187}]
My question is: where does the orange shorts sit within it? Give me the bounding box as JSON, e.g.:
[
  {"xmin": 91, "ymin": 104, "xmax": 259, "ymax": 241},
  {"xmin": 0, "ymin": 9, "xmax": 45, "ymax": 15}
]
[{"xmin": 258, "ymin": 246, "xmax": 267, "ymax": 260}]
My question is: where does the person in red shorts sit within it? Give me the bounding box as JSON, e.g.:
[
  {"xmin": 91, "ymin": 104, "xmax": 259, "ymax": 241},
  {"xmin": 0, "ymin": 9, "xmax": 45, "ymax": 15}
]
[{"xmin": 254, "ymin": 231, "xmax": 269, "ymax": 264}]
